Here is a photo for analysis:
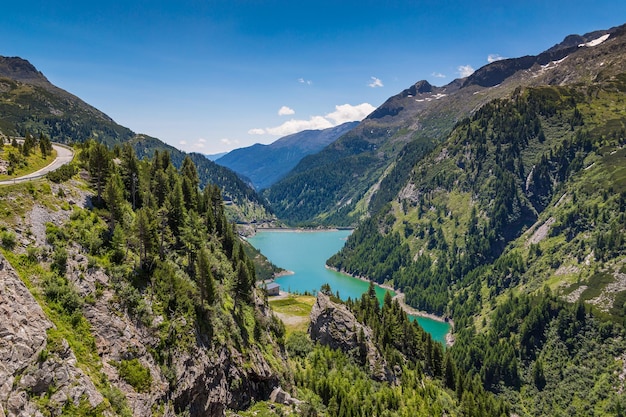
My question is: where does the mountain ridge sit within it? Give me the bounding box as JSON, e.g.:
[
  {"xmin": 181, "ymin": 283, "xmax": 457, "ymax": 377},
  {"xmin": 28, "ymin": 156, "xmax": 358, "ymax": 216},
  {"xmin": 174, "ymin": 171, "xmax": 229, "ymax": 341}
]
[
  {"xmin": 215, "ymin": 121, "xmax": 358, "ymax": 190},
  {"xmin": 0, "ymin": 55, "xmax": 271, "ymax": 222},
  {"xmin": 264, "ymin": 23, "xmax": 626, "ymax": 227}
]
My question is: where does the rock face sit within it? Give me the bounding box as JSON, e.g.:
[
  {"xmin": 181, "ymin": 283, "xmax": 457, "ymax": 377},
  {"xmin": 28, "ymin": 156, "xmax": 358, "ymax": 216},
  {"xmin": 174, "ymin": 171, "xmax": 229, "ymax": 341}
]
[
  {"xmin": 63, "ymin": 247, "xmax": 281, "ymax": 417},
  {"xmin": 309, "ymin": 293, "xmax": 394, "ymax": 382},
  {"xmin": 0, "ymin": 202, "xmax": 287, "ymax": 417},
  {"xmin": 0, "ymin": 255, "xmax": 103, "ymax": 417}
]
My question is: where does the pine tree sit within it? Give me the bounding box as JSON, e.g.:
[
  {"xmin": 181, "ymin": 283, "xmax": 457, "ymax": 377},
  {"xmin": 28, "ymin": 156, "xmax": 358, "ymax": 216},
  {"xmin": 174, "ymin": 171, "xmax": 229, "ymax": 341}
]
[
  {"xmin": 104, "ymin": 168, "xmax": 127, "ymax": 228},
  {"xmin": 119, "ymin": 143, "xmax": 140, "ymax": 209},
  {"xmin": 88, "ymin": 141, "xmax": 112, "ymax": 205},
  {"xmin": 196, "ymin": 248, "xmax": 215, "ymax": 305}
]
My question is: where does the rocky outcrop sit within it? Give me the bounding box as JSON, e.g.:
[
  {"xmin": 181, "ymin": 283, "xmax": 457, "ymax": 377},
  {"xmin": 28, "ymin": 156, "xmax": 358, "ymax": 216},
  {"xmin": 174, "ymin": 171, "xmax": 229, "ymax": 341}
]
[
  {"xmin": 0, "ymin": 255, "xmax": 103, "ymax": 417},
  {"xmin": 0, "ymin": 198, "xmax": 286, "ymax": 417},
  {"xmin": 170, "ymin": 343, "xmax": 279, "ymax": 416},
  {"xmin": 309, "ymin": 292, "xmax": 395, "ymax": 382},
  {"xmin": 64, "ymin": 248, "xmax": 281, "ymax": 417}
]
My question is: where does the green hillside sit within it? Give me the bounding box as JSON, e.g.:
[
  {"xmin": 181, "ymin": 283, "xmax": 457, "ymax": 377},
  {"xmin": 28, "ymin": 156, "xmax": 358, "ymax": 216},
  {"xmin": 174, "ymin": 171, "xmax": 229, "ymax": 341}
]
[
  {"xmin": 327, "ymin": 76, "xmax": 626, "ymax": 415},
  {"xmin": 0, "ymin": 56, "xmax": 271, "ymax": 223},
  {"xmin": 264, "ymin": 25, "xmax": 626, "ymax": 227}
]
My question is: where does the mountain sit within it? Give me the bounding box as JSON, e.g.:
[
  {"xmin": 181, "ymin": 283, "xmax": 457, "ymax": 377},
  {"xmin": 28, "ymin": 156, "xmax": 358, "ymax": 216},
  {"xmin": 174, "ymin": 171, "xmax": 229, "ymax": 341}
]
[
  {"xmin": 325, "ymin": 23, "xmax": 626, "ymax": 415},
  {"xmin": 0, "ymin": 149, "xmax": 288, "ymax": 416},
  {"xmin": 264, "ymin": 24, "xmax": 626, "ymax": 227},
  {"xmin": 0, "ymin": 56, "xmax": 271, "ymax": 222},
  {"xmin": 205, "ymin": 152, "xmax": 227, "ymax": 161},
  {"xmin": 2, "ymin": 23, "xmax": 626, "ymax": 417},
  {"xmin": 0, "ymin": 56, "xmax": 134, "ymax": 146},
  {"xmin": 215, "ymin": 121, "xmax": 358, "ymax": 190}
]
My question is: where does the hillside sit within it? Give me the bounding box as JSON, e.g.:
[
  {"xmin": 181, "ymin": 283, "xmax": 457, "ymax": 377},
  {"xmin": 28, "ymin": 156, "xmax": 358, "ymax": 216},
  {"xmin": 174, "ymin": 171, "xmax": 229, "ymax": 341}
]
[
  {"xmin": 327, "ymin": 24, "xmax": 626, "ymax": 416},
  {"xmin": 264, "ymin": 25, "xmax": 625, "ymax": 227},
  {"xmin": 0, "ymin": 56, "xmax": 271, "ymax": 223},
  {"xmin": 2, "ymin": 22, "xmax": 626, "ymax": 417},
  {"xmin": 215, "ymin": 121, "xmax": 358, "ymax": 190},
  {"xmin": 0, "ymin": 145, "xmax": 288, "ymax": 416}
]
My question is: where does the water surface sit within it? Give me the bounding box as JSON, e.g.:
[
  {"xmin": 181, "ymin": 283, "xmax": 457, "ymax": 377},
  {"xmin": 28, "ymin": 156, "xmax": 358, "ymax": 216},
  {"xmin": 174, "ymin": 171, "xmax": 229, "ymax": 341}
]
[{"xmin": 248, "ymin": 229, "xmax": 450, "ymax": 344}]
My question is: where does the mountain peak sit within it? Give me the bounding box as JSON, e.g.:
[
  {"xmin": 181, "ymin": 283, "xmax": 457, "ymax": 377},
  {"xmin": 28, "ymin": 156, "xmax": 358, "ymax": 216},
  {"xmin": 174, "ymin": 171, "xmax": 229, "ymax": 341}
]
[
  {"xmin": 398, "ymin": 80, "xmax": 434, "ymax": 98},
  {"xmin": 0, "ymin": 56, "xmax": 52, "ymax": 88}
]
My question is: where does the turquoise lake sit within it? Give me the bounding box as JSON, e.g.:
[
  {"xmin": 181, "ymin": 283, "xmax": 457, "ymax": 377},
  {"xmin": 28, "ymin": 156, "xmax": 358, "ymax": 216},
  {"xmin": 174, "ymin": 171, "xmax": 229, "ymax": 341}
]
[{"xmin": 248, "ymin": 229, "xmax": 450, "ymax": 345}]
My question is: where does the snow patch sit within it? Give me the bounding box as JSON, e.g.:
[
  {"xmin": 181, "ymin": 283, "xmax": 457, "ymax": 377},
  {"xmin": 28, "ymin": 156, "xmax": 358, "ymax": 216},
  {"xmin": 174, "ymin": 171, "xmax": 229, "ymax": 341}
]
[
  {"xmin": 415, "ymin": 93, "xmax": 447, "ymax": 103},
  {"xmin": 579, "ymin": 33, "xmax": 610, "ymax": 47}
]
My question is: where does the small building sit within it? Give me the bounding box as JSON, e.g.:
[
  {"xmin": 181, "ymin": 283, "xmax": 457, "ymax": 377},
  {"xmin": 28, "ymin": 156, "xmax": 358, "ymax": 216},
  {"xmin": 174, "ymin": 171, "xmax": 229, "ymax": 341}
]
[{"xmin": 265, "ymin": 282, "xmax": 280, "ymax": 296}]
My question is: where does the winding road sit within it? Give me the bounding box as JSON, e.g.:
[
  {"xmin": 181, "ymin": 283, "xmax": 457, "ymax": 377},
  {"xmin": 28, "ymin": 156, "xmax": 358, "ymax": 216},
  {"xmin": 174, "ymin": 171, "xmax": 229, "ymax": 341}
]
[{"xmin": 0, "ymin": 143, "xmax": 74, "ymax": 185}]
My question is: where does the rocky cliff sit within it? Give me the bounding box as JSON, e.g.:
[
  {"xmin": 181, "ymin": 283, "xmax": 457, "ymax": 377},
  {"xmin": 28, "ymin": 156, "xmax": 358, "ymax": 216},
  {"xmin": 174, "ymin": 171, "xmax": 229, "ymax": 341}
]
[
  {"xmin": 0, "ymin": 178, "xmax": 287, "ymax": 417},
  {"xmin": 308, "ymin": 292, "xmax": 394, "ymax": 382},
  {"xmin": 0, "ymin": 255, "xmax": 103, "ymax": 417}
]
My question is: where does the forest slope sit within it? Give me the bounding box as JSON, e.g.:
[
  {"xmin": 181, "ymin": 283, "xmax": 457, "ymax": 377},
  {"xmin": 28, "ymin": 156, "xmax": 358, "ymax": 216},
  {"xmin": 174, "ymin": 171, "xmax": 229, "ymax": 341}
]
[
  {"xmin": 327, "ymin": 25, "xmax": 626, "ymax": 416},
  {"xmin": 264, "ymin": 24, "xmax": 625, "ymax": 227}
]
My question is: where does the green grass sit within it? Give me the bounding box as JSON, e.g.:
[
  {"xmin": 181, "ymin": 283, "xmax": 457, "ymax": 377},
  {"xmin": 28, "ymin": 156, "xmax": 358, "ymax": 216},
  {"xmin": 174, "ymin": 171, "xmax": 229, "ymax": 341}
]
[
  {"xmin": 0, "ymin": 145, "xmax": 57, "ymax": 180},
  {"xmin": 269, "ymin": 295, "xmax": 315, "ymax": 334},
  {"xmin": 269, "ymin": 296, "xmax": 315, "ymax": 316}
]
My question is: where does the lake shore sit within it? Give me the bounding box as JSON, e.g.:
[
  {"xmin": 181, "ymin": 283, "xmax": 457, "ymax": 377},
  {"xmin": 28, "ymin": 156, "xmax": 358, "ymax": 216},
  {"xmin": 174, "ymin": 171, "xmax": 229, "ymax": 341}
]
[
  {"xmin": 247, "ymin": 226, "xmax": 353, "ymax": 237},
  {"xmin": 326, "ymin": 265, "xmax": 455, "ymax": 346}
]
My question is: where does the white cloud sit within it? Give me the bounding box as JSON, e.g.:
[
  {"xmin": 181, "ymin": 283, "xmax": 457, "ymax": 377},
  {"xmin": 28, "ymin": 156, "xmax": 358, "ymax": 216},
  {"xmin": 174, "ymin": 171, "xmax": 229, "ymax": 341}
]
[
  {"xmin": 249, "ymin": 103, "xmax": 376, "ymax": 137},
  {"xmin": 198, "ymin": 138, "xmax": 206, "ymax": 143},
  {"xmin": 325, "ymin": 103, "xmax": 376, "ymax": 125},
  {"xmin": 278, "ymin": 106, "xmax": 295, "ymax": 116},
  {"xmin": 368, "ymin": 76, "xmax": 383, "ymax": 88},
  {"xmin": 179, "ymin": 140, "xmax": 187, "ymax": 145},
  {"xmin": 487, "ymin": 54, "xmax": 505, "ymax": 63},
  {"xmin": 298, "ymin": 78, "xmax": 312, "ymax": 85},
  {"xmin": 220, "ymin": 138, "xmax": 240, "ymax": 146},
  {"xmin": 431, "ymin": 72, "xmax": 446, "ymax": 78},
  {"xmin": 458, "ymin": 65, "xmax": 475, "ymax": 78},
  {"xmin": 266, "ymin": 116, "xmax": 333, "ymax": 136}
]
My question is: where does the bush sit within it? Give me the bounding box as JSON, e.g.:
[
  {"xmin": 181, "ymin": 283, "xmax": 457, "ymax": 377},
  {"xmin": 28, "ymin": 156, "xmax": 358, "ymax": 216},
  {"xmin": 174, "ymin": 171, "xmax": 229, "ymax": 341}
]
[
  {"xmin": 51, "ymin": 246, "xmax": 68, "ymax": 275},
  {"xmin": 47, "ymin": 163, "xmax": 78, "ymax": 183},
  {"xmin": 286, "ymin": 331, "xmax": 313, "ymax": 358},
  {"xmin": 115, "ymin": 358, "xmax": 152, "ymax": 393},
  {"xmin": 43, "ymin": 275, "xmax": 84, "ymax": 314},
  {"xmin": 0, "ymin": 230, "xmax": 16, "ymax": 249}
]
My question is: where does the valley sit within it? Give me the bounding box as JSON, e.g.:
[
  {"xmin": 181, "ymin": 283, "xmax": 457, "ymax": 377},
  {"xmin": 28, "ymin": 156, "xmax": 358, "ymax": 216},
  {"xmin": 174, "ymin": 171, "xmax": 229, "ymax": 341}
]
[{"xmin": 0, "ymin": 20, "xmax": 625, "ymax": 417}]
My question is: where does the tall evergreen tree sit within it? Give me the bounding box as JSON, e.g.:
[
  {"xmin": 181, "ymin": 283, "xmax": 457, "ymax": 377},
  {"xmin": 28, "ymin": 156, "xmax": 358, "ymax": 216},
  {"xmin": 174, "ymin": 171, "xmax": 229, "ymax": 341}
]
[{"xmin": 88, "ymin": 141, "xmax": 112, "ymax": 205}]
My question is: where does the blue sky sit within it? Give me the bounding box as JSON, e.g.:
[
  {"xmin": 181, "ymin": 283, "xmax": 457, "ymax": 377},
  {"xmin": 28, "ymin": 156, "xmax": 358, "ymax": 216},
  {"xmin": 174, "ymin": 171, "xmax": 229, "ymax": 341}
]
[{"xmin": 2, "ymin": 1, "xmax": 625, "ymax": 154}]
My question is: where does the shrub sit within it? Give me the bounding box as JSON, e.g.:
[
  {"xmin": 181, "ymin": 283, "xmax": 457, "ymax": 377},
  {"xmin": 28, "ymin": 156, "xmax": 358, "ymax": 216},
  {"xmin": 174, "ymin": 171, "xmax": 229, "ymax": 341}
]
[
  {"xmin": 0, "ymin": 230, "xmax": 16, "ymax": 249},
  {"xmin": 115, "ymin": 358, "xmax": 152, "ymax": 393},
  {"xmin": 47, "ymin": 163, "xmax": 78, "ymax": 183},
  {"xmin": 286, "ymin": 331, "xmax": 313, "ymax": 358}
]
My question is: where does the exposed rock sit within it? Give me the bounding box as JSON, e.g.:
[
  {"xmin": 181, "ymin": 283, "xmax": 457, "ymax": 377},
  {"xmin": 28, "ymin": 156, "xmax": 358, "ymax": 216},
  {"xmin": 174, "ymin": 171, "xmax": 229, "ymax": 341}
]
[
  {"xmin": 6, "ymin": 199, "xmax": 288, "ymax": 417},
  {"xmin": 309, "ymin": 292, "xmax": 395, "ymax": 383},
  {"xmin": 526, "ymin": 217, "xmax": 555, "ymax": 246},
  {"xmin": 269, "ymin": 387, "xmax": 302, "ymax": 406},
  {"xmin": 0, "ymin": 254, "xmax": 103, "ymax": 416},
  {"xmin": 171, "ymin": 344, "xmax": 280, "ymax": 416}
]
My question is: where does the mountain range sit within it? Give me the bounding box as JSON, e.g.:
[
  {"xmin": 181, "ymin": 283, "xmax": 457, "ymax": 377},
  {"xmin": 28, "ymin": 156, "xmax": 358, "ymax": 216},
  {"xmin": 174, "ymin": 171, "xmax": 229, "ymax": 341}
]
[
  {"xmin": 214, "ymin": 121, "xmax": 358, "ymax": 190},
  {"xmin": 263, "ymin": 25, "xmax": 624, "ymax": 226},
  {"xmin": 0, "ymin": 22, "xmax": 626, "ymax": 417}
]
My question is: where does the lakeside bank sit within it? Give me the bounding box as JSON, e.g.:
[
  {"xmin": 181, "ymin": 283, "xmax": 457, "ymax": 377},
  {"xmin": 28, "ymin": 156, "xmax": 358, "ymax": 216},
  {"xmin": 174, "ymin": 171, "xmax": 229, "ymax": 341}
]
[
  {"xmin": 250, "ymin": 229, "xmax": 453, "ymax": 346},
  {"xmin": 326, "ymin": 265, "xmax": 455, "ymax": 346}
]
